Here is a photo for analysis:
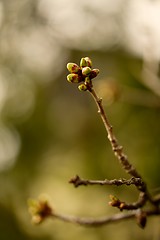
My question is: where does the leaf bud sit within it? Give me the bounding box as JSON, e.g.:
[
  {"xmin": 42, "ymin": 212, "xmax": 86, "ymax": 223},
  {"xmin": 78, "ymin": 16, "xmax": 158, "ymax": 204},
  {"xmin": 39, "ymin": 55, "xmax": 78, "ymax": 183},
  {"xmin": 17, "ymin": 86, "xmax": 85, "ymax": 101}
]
[
  {"xmin": 67, "ymin": 63, "xmax": 80, "ymax": 73},
  {"xmin": 82, "ymin": 66, "xmax": 92, "ymax": 76},
  {"xmin": 67, "ymin": 73, "xmax": 82, "ymax": 83},
  {"xmin": 78, "ymin": 83, "xmax": 88, "ymax": 91},
  {"xmin": 136, "ymin": 211, "xmax": 147, "ymax": 229},
  {"xmin": 108, "ymin": 195, "xmax": 121, "ymax": 207}
]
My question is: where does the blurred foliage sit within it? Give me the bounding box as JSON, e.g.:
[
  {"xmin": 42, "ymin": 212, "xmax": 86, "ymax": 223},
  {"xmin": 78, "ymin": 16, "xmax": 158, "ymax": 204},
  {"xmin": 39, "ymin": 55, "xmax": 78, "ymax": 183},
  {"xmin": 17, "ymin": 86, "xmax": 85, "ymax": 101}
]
[{"xmin": 0, "ymin": 0, "xmax": 160, "ymax": 239}]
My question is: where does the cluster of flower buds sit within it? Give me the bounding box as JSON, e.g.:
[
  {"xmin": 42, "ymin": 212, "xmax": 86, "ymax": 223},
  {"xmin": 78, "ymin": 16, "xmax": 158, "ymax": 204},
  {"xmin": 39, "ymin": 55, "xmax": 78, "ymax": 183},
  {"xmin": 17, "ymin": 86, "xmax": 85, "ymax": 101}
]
[
  {"xmin": 67, "ymin": 57, "xmax": 99, "ymax": 91},
  {"xmin": 28, "ymin": 197, "xmax": 53, "ymax": 224}
]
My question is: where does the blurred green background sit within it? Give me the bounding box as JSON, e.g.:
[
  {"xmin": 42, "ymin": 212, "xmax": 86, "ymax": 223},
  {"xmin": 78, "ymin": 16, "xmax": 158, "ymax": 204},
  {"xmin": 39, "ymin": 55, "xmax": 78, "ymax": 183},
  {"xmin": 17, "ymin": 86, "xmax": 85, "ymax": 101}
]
[{"xmin": 0, "ymin": 0, "xmax": 160, "ymax": 239}]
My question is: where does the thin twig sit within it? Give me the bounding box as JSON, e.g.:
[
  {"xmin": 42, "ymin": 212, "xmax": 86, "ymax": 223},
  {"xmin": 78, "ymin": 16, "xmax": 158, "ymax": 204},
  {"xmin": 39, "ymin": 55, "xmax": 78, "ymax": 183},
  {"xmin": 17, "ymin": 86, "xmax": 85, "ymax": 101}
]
[
  {"xmin": 87, "ymin": 87, "xmax": 155, "ymax": 205},
  {"xmin": 51, "ymin": 208, "xmax": 160, "ymax": 227},
  {"xmin": 109, "ymin": 192, "xmax": 147, "ymax": 211},
  {"xmin": 88, "ymin": 88, "xmax": 142, "ymax": 180},
  {"xmin": 69, "ymin": 175, "xmax": 144, "ymax": 188}
]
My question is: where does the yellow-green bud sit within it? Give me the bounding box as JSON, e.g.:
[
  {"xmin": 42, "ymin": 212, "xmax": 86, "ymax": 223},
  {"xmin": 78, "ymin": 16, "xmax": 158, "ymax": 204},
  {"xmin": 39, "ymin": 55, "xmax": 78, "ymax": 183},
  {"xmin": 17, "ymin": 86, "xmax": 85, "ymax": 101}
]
[
  {"xmin": 84, "ymin": 76, "xmax": 91, "ymax": 85},
  {"xmin": 80, "ymin": 58, "xmax": 87, "ymax": 68},
  {"xmin": 67, "ymin": 63, "xmax": 80, "ymax": 73},
  {"xmin": 78, "ymin": 83, "xmax": 87, "ymax": 91},
  {"xmin": 82, "ymin": 66, "xmax": 92, "ymax": 76},
  {"xmin": 90, "ymin": 68, "xmax": 100, "ymax": 79},
  {"xmin": 84, "ymin": 57, "xmax": 92, "ymax": 68},
  {"xmin": 108, "ymin": 195, "xmax": 121, "ymax": 207},
  {"xmin": 80, "ymin": 57, "xmax": 92, "ymax": 68},
  {"xmin": 67, "ymin": 73, "xmax": 81, "ymax": 83}
]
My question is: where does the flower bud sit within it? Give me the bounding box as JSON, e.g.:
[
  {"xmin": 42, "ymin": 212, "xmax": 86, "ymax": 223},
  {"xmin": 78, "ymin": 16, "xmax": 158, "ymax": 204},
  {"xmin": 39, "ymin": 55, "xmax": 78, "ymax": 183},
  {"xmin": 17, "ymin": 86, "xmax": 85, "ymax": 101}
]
[
  {"xmin": 90, "ymin": 69, "xmax": 100, "ymax": 79},
  {"xmin": 84, "ymin": 76, "xmax": 91, "ymax": 85},
  {"xmin": 67, "ymin": 63, "xmax": 80, "ymax": 73},
  {"xmin": 78, "ymin": 83, "xmax": 87, "ymax": 91},
  {"xmin": 80, "ymin": 57, "xmax": 92, "ymax": 68},
  {"xmin": 28, "ymin": 197, "xmax": 53, "ymax": 224},
  {"xmin": 82, "ymin": 66, "xmax": 92, "ymax": 76},
  {"xmin": 84, "ymin": 57, "xmax": 92, "ymax": 68},
  {"xmin": 67, "ymin": 73, "xmax": 82, "ymax": 83},
  {"xmin": 80, "ymin": 58, "xmax": 88, "ymax": 68},
  {"xmin": 84, "ymin": 77, "xmax": 93, "ymax": 88}
]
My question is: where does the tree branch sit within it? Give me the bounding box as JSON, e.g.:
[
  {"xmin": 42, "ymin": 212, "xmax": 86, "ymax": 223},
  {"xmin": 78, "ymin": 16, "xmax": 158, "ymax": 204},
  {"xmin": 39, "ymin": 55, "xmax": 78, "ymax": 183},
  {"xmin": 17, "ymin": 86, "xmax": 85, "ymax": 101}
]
[
  {"xmin": 88, "ymin": 88, "xmax": 141, "ymax": 179},
  {"xmin": 69, "ymin": 175, "xmax": 144, "ymax": 188},
  {"xmin": 52, "ymin": 208, "xmax": 160, "ymax": 228},
  {"xmin": 109, "ymin": 192, "xmax": 147, "ymax": 211},
  {"xmin": 28, "ymin": 196, "xmax": 160, "ymax": 228},
  {"xmin": 88, "ymin": 88, "xmax": 156, "ymax": 203},
  {"xmin": 28, "ymin": 57, "xmax": 160, "ymax": 230}
]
